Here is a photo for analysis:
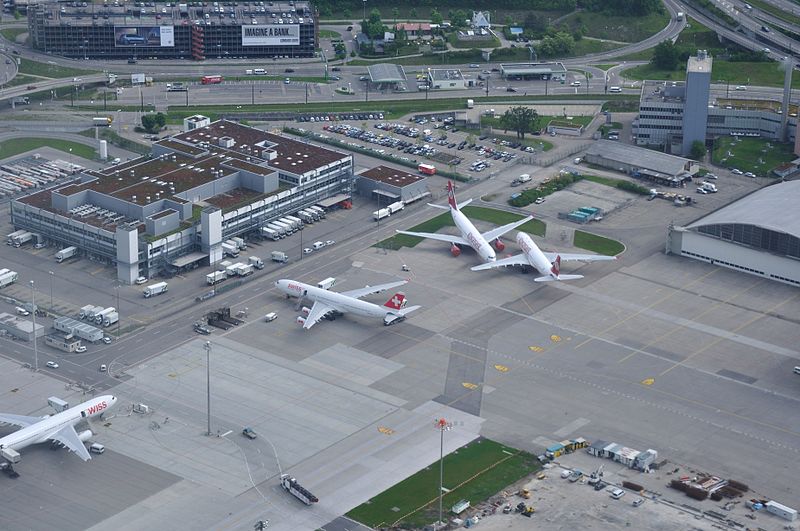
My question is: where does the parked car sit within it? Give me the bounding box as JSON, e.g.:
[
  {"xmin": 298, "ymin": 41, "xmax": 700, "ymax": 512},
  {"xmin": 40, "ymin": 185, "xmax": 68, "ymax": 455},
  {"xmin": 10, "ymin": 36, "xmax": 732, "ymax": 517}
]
[
  {"xmin": 731, "ymin": 168, "xmax": 743, "ymax": 175},
  {"xmin": 46, "ymin": 361, "xmax": 59, "ymax": 368},
  {"xmin": 609, "ymin": 488, "xmax": 625, "ymax": 499},
  {"xmin": 76, "ymin": 345, "xmax": 87, "ymax": 353},
  {"xmin": 570, "ymin": 81, "xmax": 581, "ymax": 87},
  {"xmin": 744, "ymin": 171, "xmax": 756, "ymax": 178},
  {"xmin": 303, "ymin": 247, "xmax": 313, "ymax": 254},
  {"xmin": 102, "ymin": 336, "xmax": 112, "ymax": 344}
]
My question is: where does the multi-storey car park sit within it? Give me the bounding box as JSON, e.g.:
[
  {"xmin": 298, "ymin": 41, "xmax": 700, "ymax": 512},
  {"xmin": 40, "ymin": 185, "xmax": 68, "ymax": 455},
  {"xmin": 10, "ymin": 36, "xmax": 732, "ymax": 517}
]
[
  {"xmin": 27, "ymin": 0, "xmax": 317, "ymax": 60},
  {"xmin": 10, "ymin": 118, "xmax": 353, "ymax": 284}
]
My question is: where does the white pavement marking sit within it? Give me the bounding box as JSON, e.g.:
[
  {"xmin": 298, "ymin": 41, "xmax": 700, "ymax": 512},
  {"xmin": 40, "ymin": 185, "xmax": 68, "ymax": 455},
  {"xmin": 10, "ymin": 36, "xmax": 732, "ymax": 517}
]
[{"xmin": 553, "ymin": 417, "xmax": 591, "ymax": 439}]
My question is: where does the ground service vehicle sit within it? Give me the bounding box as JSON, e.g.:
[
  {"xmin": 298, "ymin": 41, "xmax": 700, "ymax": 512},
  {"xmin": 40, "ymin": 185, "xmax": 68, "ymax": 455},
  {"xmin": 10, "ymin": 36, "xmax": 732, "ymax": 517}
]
[
  {"xmin": 201, "ymin": 75, "xmax": 223, "ymax": 84},
  {"xmin": 271, "ymin": 251, "xmax": 289, "ymax": 263},
  {"xmin": 0, "ymin": 271, "xmax": 18, "ymax": 288},
  {"xmin": 418, "ymin": 163, "xmax": 436, "ymax": 175},
  {"xmin": 280, "ymin": 474, "xmax": 318, "ymax": 505},
  {"xmin": 207, "ymin": 271, "xmax": 226, "ymax": 285},
  {"xmin": 55, "ymin": 246, "xmax": 77, "ymax": 262},
  {"xmin": 387, "ymin": 201, "xmax": 405, "ymax": 214},
  {"xmin": 242, "ymin": 427, "xmax": 257, "ymax": 439},
  {"xmin": 93, "ymin": 116, "xmax": 113, "ymax": 127},
  {"xmin": 143, "ymin": 282, "xmax": 168, "ymax": 298},
  {"xmin": 317, "ymin": 277, "xmax": 336, "ymax": 290},
  {"xmin": 103, "ymin": 312, "xmax": 119, "ymax": 327},
  {"xmin": 248, "ymin": 256, "xmax": 264, "ymax": 269},
  {"xmin": 373, "ymin": 208, "xmax": 391, "ymax": 221},
  {"xmin": 264, "ymin": 312, "xmax": 277, "ymax": 322}
]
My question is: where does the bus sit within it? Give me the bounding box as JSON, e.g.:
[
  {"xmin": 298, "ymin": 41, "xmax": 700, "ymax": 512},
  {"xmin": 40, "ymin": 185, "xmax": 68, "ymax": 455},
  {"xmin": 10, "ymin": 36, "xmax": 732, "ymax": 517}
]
[
  {"xmin": 201, "ymin": 75, "xmax": 223, "ymax": 85},
  {"xmin": 418, "ymin": 163, "xmax": 436, "ymax": 175}
]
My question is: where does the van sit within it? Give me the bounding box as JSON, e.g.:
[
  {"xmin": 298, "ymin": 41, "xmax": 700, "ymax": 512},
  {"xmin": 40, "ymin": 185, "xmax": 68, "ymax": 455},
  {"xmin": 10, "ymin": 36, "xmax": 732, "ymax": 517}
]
[
  {"xmin": 264, "ymin": 312, "xmax": 277, "ymax": 322},
  {"xmin": 89, "ymin": 443, "xmax": 105, "ymax": 454},
  {"xmin": 15, "ymin": 307, "xmax": 30, "ymax": 316},
  {"xmin": 794, "ymin": 366, "xmax": 800, "ymax": 375},
  {"xmin": 312, "ymin": 241, "xmax": 325, "ymax": 250},
  {"xmin": 245, "ymin": 69, "xmax": 254, "ymax": 75},
  {"xmin": 609, "ymin": 488, "xmax": 625, "ymax": 499},
  {"xmin": 609, "ymin": 86, "xmax": 622, "ymax": 93},
  {"xmin": 99, "ymin": 364, "xmax": 107, "ymax": 372},
  {"xmin": 254, "ymin": 68, "xmax": 266, "ymax": 75}
]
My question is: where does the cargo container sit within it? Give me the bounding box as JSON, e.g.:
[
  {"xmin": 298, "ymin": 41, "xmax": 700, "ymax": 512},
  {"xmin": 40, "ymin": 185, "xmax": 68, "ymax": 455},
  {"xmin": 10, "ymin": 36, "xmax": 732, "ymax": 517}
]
[{"xmin": 143, "ymin": 282, "xmax": 168, "ymax": 298}]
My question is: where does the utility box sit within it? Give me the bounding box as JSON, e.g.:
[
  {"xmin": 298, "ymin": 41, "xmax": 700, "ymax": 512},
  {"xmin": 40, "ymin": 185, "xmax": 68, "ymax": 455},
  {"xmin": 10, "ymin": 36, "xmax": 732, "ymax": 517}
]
[
  {"xmin": 133, "ymin": 403, "xmax": 150, "ymax": 414},
  {"xmin": 48, "ymin": 396, "xmax": 70, "ymax": 412}
]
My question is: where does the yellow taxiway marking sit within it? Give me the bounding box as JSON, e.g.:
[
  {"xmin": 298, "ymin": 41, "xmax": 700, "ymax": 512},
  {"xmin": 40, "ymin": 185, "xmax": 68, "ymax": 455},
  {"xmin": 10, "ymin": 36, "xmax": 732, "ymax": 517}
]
[
  {"xmin": 494, "ymin": 364, "xmax": 509, "ymax": 373},
  {"xmin": 462, "ymin": 382, "xmax": 479, "ymax": 390},
  {"xmin": 550, "ymin": 335, "xmax": 562, "ymax": 343},
  {"xmin": 377, "ymin": 426, "xmax": 395, "ymax": 435},
  {"xmin": 641, "ymin": 378, "xmax": 655, "ymax": 386}
]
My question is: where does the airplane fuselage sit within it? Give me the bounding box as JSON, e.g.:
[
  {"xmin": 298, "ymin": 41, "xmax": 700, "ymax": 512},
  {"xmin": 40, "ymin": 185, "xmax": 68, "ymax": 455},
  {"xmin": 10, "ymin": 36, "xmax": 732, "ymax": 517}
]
[
  {"xmin": 517, "ymin": 232, "xmax": 555, "ymax": 278},
  {"xmin": 0, "ymin": 395, "xmax": 117, "ymax": 454},
  {"xmin": 452, "ymin": 207, "xmax": 496, "ymax": 262},
  {"xmin": 275, "ymin": 280, "xmax": 397, "ymax": 320}
]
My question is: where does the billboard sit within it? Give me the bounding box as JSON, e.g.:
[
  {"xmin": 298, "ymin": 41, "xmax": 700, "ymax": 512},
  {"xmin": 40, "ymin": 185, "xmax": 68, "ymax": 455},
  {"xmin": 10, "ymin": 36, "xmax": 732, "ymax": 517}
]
[
  {"xmin": 114, "ymin": 26, "xmax": 174, "ymax": 47},
  {"xmin": 242, "ymin": 24, "xmax": 300, "ymax": 46}
]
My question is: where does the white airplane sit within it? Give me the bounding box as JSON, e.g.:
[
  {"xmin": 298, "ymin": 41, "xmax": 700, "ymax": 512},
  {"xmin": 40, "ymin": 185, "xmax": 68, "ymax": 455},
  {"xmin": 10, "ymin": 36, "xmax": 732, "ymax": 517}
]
[
  {"xmin": 471, "ymin": 232, "xmax": 617, "ymax": 282},
  {"xmin": 274, "ymin": 279, "xmax": 421, "ymax": 330},
  {"xmin": 396, "ymin": 180, "xmax": 534, "ymax": 263},
  {"xmin": 0, "ymin": 395, "xmax": 117, "ymax": 462}
]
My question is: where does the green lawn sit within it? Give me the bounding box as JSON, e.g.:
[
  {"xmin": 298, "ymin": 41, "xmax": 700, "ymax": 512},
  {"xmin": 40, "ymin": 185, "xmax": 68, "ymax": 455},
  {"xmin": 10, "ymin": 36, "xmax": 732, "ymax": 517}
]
[
  {"xmin": 483, "ymin": 114, "xmax": 593, "ymax": 128},
  {"xmin": 712, "ymin": 137, "xmax": 795, "ymax": 176},
  {"xmin": 78, "ymin": 128, "xmax": 150, "ymax": 155},
  {"xmin": 569, "ymin": 38, "xmax": 624, "ymax": 57},
  {"xmin": 0, "ymin": 27, "xmax": 26, "ymax": 42},
  {"xmin": 625, "ymin": 60, "xmax": 800, "ymax": 88},
  {"xmin": 319, "ymin": 29, "xmax": 341, "ymax": 39},
  {"xmin": 19, "ymin": 58, "xmax": 95, "ymax": 79},
  {"xmin": 0, "ymin": 137, "xmax": 96, "ymax": 160},
  {"xmin": 560, "ymin": 10, "xmax": 671, "ymax": 43},
  {"xmin": 5, "ymin": 73, "xmax": 38, "ymax": 88},
  {"xmin": 347, "ymin": 439, "xmax": 540, "ymax": 529},
  {"xmin": 574, "ymin": 230, "xmax": 625, "ymax": 256},
  {"xmin": 378, "ymin": 205, "xmax": 547, "ymax": 250}
]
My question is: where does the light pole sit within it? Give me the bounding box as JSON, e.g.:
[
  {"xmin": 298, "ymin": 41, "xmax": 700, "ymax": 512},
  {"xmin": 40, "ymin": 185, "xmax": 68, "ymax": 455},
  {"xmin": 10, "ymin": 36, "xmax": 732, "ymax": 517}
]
[
  {"xmin": 48, "ymin": 271, "xmax": 54, "ymax": 310},
  {"xmin": 434, "ymin": 418, "xmax": 453, "ymax": 530},
  {"xmin": 30, "ymin": 281, "xmax": 38, "ymax": 371},
  {"xmin": 362, "ymin": 0, "xmax": 367, "ymax": 22},
  {"xmin": 204, "ymin": 341, "xmax": 212, "ymax": 436}
]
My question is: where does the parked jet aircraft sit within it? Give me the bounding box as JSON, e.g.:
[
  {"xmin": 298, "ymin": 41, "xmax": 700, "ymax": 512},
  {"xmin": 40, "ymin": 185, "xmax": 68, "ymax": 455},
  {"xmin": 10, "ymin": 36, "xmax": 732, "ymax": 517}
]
[
  {"xmin": 274, "ymin": 279, "xmax": 420, "ymax": 329},
  {"xmin": 471, "ymin": 232, "xmax": 617, "ymax": 281},
  {"xmin": 0, "ymin": 395, "xmax": 117, "ymax": 462},
  {"xmin": 396, "ymin": 181, "xmax": 534, "ymax": 263}
]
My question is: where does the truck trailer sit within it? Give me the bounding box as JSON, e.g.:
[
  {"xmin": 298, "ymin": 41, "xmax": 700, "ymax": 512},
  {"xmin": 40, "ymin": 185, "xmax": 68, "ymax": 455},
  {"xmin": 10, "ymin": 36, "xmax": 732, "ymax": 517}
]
[
  {"xmin": 235, "ymin": 263, "xmax": 254, "ymax": 276},
  {"xmin": 103, "ymin": 311, "xmax": 119, "ymax": 327},
  {"xmin": 11, "ymin": 231, "xmax": 33, "ymax": 247},
  {"xmin": 55, "ymin": 246, "xmax": 78, "ymax": 263},
  {"xmin": 143, "ymin": 282, "xmax": 168, "ymax": 298},
  {"xmin": 387, "ymin": 201, "xmax": 405, "ymax": 214},
  {"xmin": 0, "ymin": 271, "xmax": 18, "ymax": 288},
  {"xmin": 271, "ymin": 251, "xmax": 289, "ymax": 263},
  {"xmin": 232, "ymin": 237, "xmax": 247, "ymax": 250},
  {"xmin": 284, "ymin": 215, "xmax": 304, "ymax": 230},
  {"xmin": 248, "ymin": 256, "xmax": 264, "ymax": 269},
  {"xmin": 261, "ymin": 227, "xmax": 280, "ymax": 241},
  {"xmin": 373, "ymin": 208, "xmax": 391, "ymax": 221},
  {"xmin": 221, "ymin": 243, "xmax": 239, "ymax": 258},
  {"xmin": 280, "ymin": 474, "xmax": 318, "ymax": 505},
  {"xmin": 207, "ymin": 271, "xmax": 227, "ymax": 285}
]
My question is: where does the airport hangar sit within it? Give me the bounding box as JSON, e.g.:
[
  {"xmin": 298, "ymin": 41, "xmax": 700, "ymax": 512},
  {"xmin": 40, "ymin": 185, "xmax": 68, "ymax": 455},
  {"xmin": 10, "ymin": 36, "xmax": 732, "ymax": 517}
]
[
  {"xmin": 27, "ymin": 0, "xmax": 317, "ymax": 60},
  {"xmin": 10, "ymin": 118, "xmax": 354, "ymax": 284},
  {"xmin": 356, "ymin": 165, "xmax": 431, "ymax": 205},
  {"xmin": 668, "ymin": 180, "xmax": 800, "ymax": 287},
  {"xmin": 584, "ymin": 140, "xmax": 698, "ymax": 187}
]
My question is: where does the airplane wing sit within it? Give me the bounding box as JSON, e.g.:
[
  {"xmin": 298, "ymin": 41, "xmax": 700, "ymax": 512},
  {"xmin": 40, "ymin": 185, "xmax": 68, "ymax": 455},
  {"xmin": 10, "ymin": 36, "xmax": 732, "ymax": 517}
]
[
  {"xmin": 542, "ymin": 252, "xmax": 617, "ymax": 263},
  {"xmin": 50, "ymin": 424, "xmax": 92, "ymax": 461},
  {"xmin": 302, "ymin": 301, "xmax": 337, "ymax": 330},
  {"xmin": 395, "ymin": 230, "xmax": 469, "ymax": 246},
  {"xmin": 0, "ymin": 413, "xmax": 43, "ymax": 428},
  {"xmin": 470, "ymin": 253, "xmax": 529, "ymax": 271},
  {"xmin": 339, "ymin": 280, "xmax": 408, "ymax": 299},
  {"xmin": 481, "ymin": 216, "xmax": 534, "ymax": 243}
]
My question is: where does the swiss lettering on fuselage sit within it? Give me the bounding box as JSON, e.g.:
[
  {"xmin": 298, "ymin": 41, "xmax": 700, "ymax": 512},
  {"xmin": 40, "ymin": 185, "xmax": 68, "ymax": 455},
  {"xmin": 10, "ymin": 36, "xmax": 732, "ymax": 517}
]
[
  {"xmin": 84, "ymin": 401, "xmax": 108, "ymax": 416},
  {"xmin": 467, "ymin": 232, "xmax": 481, "ymax": 249},
  {"xmin": 287, "ymin": 283, "xmax": 303, "ymax": 292}
]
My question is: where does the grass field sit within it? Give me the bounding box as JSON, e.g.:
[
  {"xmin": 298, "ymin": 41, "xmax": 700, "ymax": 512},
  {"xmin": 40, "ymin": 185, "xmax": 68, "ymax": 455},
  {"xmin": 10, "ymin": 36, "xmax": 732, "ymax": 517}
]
[
  {"xmin": 0, "ymin": 27, "xmax": 26, "ymax": 42},
  {"xmin": 624, "ymin": 60, "xmax": 800, "ymax": 87},
  {"xmin": 0, "ymin": 137, "xmax": 96, "ymax": 160},
  {"xmin": 570, "ymin": 38, "xmax": 625, "ymax": 57},
  {"xmin": 378, "ymin": 206, "xmax": 547, "ymax": 250},
  {"xmin": 318, "ymin": 29, "xmax": 341, "ymax": 39},
  {"xmin": 712, "ymin": 137, "xmax": 795, "ymax": 176},
  {"xmin": 346, "ymin": 438, "xmax": 540, "ymax": 529},
  {"xmin": 560, "ymin": 9, "xmax": 671, "ymax": 43},
  {"xmin": 5, "ymin": 73, "xmax": 38, "ymax": 88},
  {"xmin": 19, "ymin": 58, "xmax": 95, "ymax": 79},
  {"xmin": 573, "ymin": 230, "xmax": 625, "ymax": 256}
]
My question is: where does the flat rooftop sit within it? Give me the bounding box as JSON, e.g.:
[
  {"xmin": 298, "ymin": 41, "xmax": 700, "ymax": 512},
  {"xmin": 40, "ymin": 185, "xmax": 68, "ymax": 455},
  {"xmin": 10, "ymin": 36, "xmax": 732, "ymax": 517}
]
[
  {"xmin": 367, "ymin": 63, "xmax": 407, "ymax": 83},
  {"xmin": 687, "ymin": 54, "xmax": 713, "ymax": 74},
  {"xmin": 359, "ymin": 165, "xmax": 426, "ymax": 187},
  {"xmin": 585, "ymin": 140, "xmax": 694, "ymax": 177},
  {"xmin": 500, "ymin": 62, "xmax": 567, "ymax": 74},
  {"xmin": 429, "ymin": 69, "xmax": 464, "ymax": 82},
  {"xmin": 640, "ymin": 79, "xmax": 686, "ymax": 105}
]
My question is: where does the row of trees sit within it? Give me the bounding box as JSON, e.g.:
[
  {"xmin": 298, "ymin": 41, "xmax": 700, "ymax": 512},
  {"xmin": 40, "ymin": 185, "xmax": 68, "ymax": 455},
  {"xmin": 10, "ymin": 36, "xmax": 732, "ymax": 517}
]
[
  {"xmin": 315, "ymin": 0, "xmax": 575, "ymax": 16},
  {"xmin": 577, "ymin": 0, "xmax": 663, "ymax": 15}
]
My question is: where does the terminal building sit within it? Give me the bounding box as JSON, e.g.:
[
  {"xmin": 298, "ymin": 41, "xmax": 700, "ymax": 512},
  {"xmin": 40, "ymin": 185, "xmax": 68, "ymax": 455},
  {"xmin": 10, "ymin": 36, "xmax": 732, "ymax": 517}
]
[
  {"xmin": 27, "ymin": 1, "xmax": 317, "ymax": 60},
  {"xmin": 11, "ymin": 119, "xmax": 353, "ymax": 284},
  {"xmin": 668, "ymin": 180, "xmax": 800, "ymax": 287},
  {"xmin": 635, "ymin": 51, "xmax": 798, "ymax": 155}
]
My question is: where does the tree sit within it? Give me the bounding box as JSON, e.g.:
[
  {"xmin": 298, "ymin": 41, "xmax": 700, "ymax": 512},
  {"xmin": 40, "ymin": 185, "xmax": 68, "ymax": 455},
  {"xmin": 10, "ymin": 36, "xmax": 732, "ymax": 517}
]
[
  {"xmin": 361, "ymin": 9, "xmax": 387, "ymax": 40},
  {"xmin": 410, "ymin": 7, "xmax": 417, "ymax": 19},
  {"xmin": 431, "ymin": 8, "xmax": 443, "ymax": 26},
  {"xmin": 651, "ymin": 40, "xmax": 680, "ymax": 70},
  {"xmin": 689, "ymin": 140, "xmax": 706, "ymax": 160},
  {"xmin": 392, "ymin": 7, "xmax": 399, "ymax": 25},
  {"xmin": 499, "ymin": 106, "xmax": 540, "ymax": 139}
]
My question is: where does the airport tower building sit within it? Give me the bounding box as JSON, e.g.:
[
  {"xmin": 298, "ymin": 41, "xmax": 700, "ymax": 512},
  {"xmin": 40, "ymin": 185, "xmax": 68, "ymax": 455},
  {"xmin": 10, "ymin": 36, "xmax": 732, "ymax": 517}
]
[
  {"xmin": 11, "ymin": 120, "xmax": 353, "ymax": 283},
  {"xmin": 681, "ymin": 51, "xmax": 712, "ymax": 156}
]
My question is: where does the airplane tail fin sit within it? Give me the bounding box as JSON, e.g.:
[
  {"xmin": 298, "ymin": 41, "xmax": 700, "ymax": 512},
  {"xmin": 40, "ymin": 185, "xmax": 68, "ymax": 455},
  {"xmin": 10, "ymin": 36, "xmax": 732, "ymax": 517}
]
[
  {"xmin": 551, "ymin": 255, "xmax": 561, "ymax": 276},
  {"xmin": 447, "ymin": 181, "xmax": 458, "ymax": 209},
  {"xmin": 384, "ymin": 291, "xmax": 407, "ymax": 310}
]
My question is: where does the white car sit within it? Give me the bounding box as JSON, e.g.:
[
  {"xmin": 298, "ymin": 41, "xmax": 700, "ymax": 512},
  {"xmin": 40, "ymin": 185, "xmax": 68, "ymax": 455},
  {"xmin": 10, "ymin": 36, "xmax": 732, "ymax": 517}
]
[
  {"xmin": 534, "ymin": 197, "xmax": 546, "ymax": 204},
  {"xmin": 744, "ymin": 172, "xmax": 756, "ymax": 178},
  {"xmin": 46, "ymin": 361, "xmax": 59, "ymax": 369},
  {"xmin": 135, "ymin": 276, "xmax": 148, "ymax": 285},
  {"xmin": 325, "ymin": 240, "xmax": 335, "ymax": 246},
  {"xmin": 570, "ymin": 81, "xmax": 581, "ymax": 86},
  {"xmin": 696, "ymin": 187, "xmax": 708, "ymax": 194},
  {"xmin": 76, "ymin": 345, "xmax": 87, "ymax": 353},
  {"xmin": 609, "ymin": 488, "xmax": 625, "ymax": 499},
  {"xmin": 705, "ymin": 173, "xmax": 718, "ymax": 180},
  {"xmin": 731, "ymin": 168, "xmax": 743, "ymax": 175},
  {"xmin": 734, "ymin": 85, "xmax": 747, "ymax": 91},
  {"xmin": 560, "ymin": 469, "xmax": 572, "ymax": 479},
  {"xmin": 102, "ymin": 336, "xmax": 112, "ymax": 344},
  {"xmin": 302, "ymin": 247, "xmax": 313, "ymax": 254}
]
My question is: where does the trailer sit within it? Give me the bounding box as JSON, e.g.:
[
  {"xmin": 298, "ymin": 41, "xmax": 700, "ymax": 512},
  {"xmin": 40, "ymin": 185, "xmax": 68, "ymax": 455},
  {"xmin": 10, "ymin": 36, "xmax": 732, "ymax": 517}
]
[
  {"xmin": 261, "ymin": 227, "xmax": 280, "ymax": 241},
  {"xmin": 235, "ymin": 263, "xmax": 254, "ymax": 277},
  {"xmin": 55, "ymin": 246, "xmax": 77, "ymax": 263},
  {"xmin": 0, "ymin": 271, "xmax": 17, "ymax": 288},
  {"xmin": 206, "ymin": 271, "xmax": 227, "ymax": 285},
  {"xmin": 143, "ymin": 282, "xmax": 168, "ymax": 298},
  {"xmin": 86, "ymin": 305, "xmax": 105, "ymax": 321},
  {"xmin": 387, "ymin": 201, "xmax": 405, "ymax": 214},
  {"xmin": 297, "ymin": 210, "xmax": 315, "ymax": 224},
  {"xmin": 284, "ymin": 215, "xmax": 304, "ymax": 230},
  {"xmin": 93, "ymin": 116, "xmax": 113, "ymax": 127},
  {"xmin": 6, "ymin": 229, "xmax": 27, "ymax": 244},
  {"xmin": 309, "ymin": 206, "xmax": 326, "ymax": 218},
  {"xmin": 225, "ymin": 262, "xmax": 245, "ymax": 277},
  {"xmin": 221, "ymin": 242, "xmax": 239, "ymax": 258},
  {"xmin": 248, "ymin": 256, "xmax": 264, "ymax": 270},
  {"xmin": 267, "ymin": 223, "xmax": 287, "ymax": 236},
  {"xmin": 373, "ymin": 208, "xmax": 391, "ymax": 221},
  {"xmin": 272, "ymin": 220, "xmax": 293, "ymax": 234},
  {"xmin": 103, "ymin": 311, "xmax": 119, "ymax": 327},
  {"xmin": 279, "ymin": 217, "xmax": 300, "ymax": 231},
  {"xmin": 280, "ymin": 474, "xmax": 318, "ymax": 505},
  {"xmin": 271, "ymin": 251, "xmax": 289, "ymax": 263},
  {"xmin": 11, "ymin": 231, "xmax": 33, "ymax": 247},
  {"xmin": 303, "ymin": 208, "xmax": 321, "ymax": 221},
  {"xmin": 94, "ymin": 307, "xmax": 116, "ymax": 324}
]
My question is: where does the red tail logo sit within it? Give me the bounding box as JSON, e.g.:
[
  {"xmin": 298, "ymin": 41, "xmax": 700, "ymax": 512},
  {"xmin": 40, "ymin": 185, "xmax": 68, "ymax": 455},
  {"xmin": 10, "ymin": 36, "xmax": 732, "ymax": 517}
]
[
  {"xmin": 551, "ymin": 255, "xmax": 561, "ymax": 277},
  {"xmin": 447, "ymin": 181, "xmax": 458, "ymax": 210},
  {"xmin": 384, "ymin": 292, "xmax": 406, "ymax": 310}
]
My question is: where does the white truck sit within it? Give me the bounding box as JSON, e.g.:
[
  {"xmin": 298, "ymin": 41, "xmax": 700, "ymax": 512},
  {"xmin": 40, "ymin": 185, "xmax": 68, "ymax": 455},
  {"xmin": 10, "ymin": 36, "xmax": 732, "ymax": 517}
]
[
  {"xmin": 317, "ymin": 277, "xmax": 336, "ymax": 290},
  {"xmin": 11, "ymin": 231, "xmax": 33, "ymax": 247},
  {"xmin": 467, "ymin": 98, "xmax": 474, "ymax": 109},
  {"xmin": 79, "ymin": 304, "xmax": 95, "ymax": 319},
  {"xmin": 143, "ymin": 281, "xmax": 168, "ymax": 298},
  {"xmin": 94, "ymin": 307, "xmax": 116, "ymax": 325},
  {"xmin": 103, "ymin": 311, "xmax": 119, "ymax": 327},
  {"xmin": 86, "ymin": 305, "xmax": 105, "ymax": 321},
  {"xmin": 226, "ymin": 262, "xmax": 245, "ymax": 277},
  {"xmin": 373, "ymin": 208, "xmax": 391, "ymax": 221},
  {"xmin": 248, "ymin": 256, "xmax": 264, "ymax": 270},
  {"xmin": 266, "ymin": 223, "xmax": 286, "ymax": 237},
  {"xmin": 0, "ymin": 271, "xmax": 18, "ymax": 288},
  {"xmin": 271, "ymin": 251, "xmax": 289, "ymax": 263},
  {"xmin": 206, "ymin": 271, "xmax": 227, "ymax": 285},
  {"xmin": 279, "ymin": 217, "xmax": 301, "ymax": 231},
  {"xmin": 280, "ymin": 474, "xmax": 318, "ymax": 506},
  {"xmin": 221, "ymin": 242, "xmax": 239, "ymax": 258},
  {"xmin": 297, "ymin": 210, "xmax": 315, "ymax": 224},
  {"xmin": 272, "ymin": 220, "xmax": 293, "ymax": 235},
  {"xmin": 302, "ymin": 208, "xmax": 321, "ymax": 221},
  {"xmin": 387, "ymin": 201, "xmax": 405, "ymax": 214},
  {"xmin": 55, "ymin": 246, "xmax": 78, "ymax": 263},
  {"xmin": 309, "ymin": 206, "xmax": 326, "ymax": 218},
  {"xmin": 261, "ymin": 227, "xmax": 280, "ymax": 241},
  {"xmin": 232, "ymin": 237, "xmax": 247, "ymax": 250},
  {"xmin": 284, "ymin": 215, "xmax": 304, "ymax": 230},
  {"xmin": 7, "ymin": 230, "xmax": 27, "ymax": 245},
  {"xmin": 235, "ymin": 263, "xmax": 254, "ymax": 277}
]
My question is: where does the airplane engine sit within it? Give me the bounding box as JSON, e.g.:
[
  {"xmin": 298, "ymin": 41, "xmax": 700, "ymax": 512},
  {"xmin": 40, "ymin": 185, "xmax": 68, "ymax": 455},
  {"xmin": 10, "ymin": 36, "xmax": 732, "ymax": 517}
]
[
  {"xmin": 494, "ymin": 238, "xmax": 505, "ymax": 251},
  {"xmin": 301, "ymin": 306, "xmax": 312, "ymax": 316},
  {"xmin": 296, "ymin": 316, "xmax": 306, "ymax": 325},
  {"xmin": 77, "ymin": 430, "xmax": 93, "ymax": 442},
  {"xmin": 450, "ymin": 244, "xmax": 461, "ymax": 257}
]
